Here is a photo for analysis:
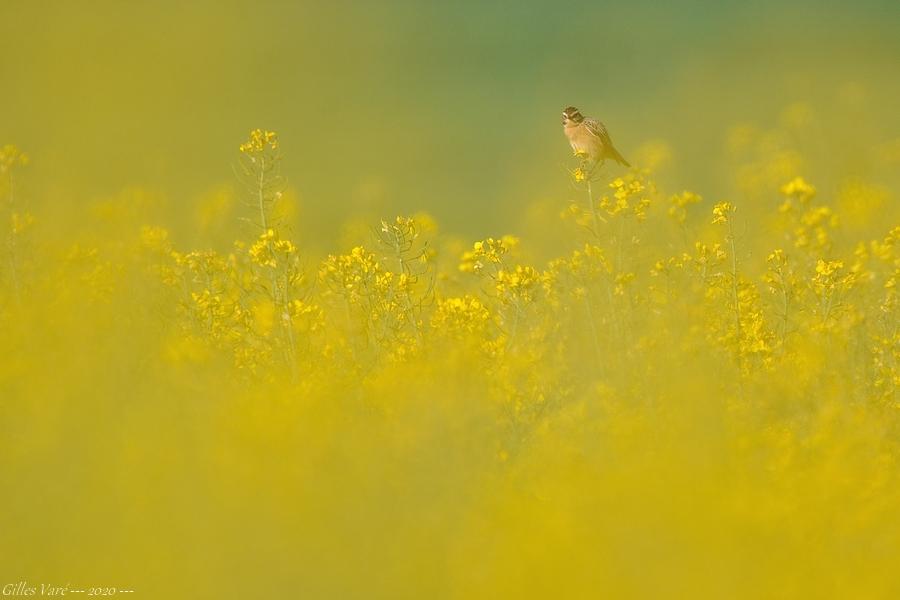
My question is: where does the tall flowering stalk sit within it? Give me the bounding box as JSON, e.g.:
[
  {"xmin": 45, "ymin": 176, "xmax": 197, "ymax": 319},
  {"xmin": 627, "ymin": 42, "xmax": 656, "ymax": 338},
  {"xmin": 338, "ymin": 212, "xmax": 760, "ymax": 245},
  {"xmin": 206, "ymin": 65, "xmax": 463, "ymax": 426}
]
[
  {"xmin": 713, "ymin": 202, "xmax": 741, "ymax": 340},
  {"xmin": 238, "ymin": 129, "xmax": 282, "ymax": 233},
  {"xmin": 237, "ymin": 129, "xmax": 302, "ymax": 378},
  {"xmin": 569, "ymin": 165, "xmax": 605, "ymax": 240},
  {"xmin": 710, "ymin": 202, "xmax": 774, "ymax": 374},
  {"xmin": 763, "ymin": 249, "xmax": 797, "ymax": 352},
  {"xmin": 374, "ymin": 216, "xmax": 434, "ymax": 344},
  {"xmin": 459, "ymin": 235, "xmax": 545, "ymax": 349}
]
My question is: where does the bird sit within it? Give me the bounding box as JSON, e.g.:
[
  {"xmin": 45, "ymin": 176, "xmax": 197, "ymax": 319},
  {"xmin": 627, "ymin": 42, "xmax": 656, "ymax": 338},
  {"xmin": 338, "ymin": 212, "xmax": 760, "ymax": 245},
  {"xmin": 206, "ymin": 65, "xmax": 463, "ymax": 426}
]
[{"xmin": 562, "ymin": 106, "xmax": 630, "ymax": 167}]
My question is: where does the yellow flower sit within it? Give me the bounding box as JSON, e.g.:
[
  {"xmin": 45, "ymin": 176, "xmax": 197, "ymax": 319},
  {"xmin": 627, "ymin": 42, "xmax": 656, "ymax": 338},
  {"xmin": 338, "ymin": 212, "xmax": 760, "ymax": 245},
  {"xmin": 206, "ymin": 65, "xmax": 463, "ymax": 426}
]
[
  {"xmin": 596, "ymin": 172, "xmax": 653, "ymax": 219},
  {"xmin": 712, "ymin": 202, "xmax": 735, "ymax": 225},
  {"xmin": 780, "ymin": 176, "xmax": 816, "ymax": 203},
  {"xmin": 320, "ymin": 245, "xmax": 381, "ymax": 302},
  {"xmin": 459, "ymin": 236, "xmax": 518, "ymax": 274},
  {"xmin": 766, "ymin": 249, "xmax": 786, "ymax": 266},
  {"xmin": 815, "ymin": 259, "xmax": 844, "ymax": 277},
  {"xmin": 668, "ymin": 190, "xmax": 702, "ymax": 224},
  {"xmin": 239, "ymin": 129, "xmax": 279, "ymax": 154},
  {"xmin": 614, "ymin": 272, "xmax": 635, "ymax": 296},
  {"xmin": 431, "ymin": 295, "xmax": 491, "ymax": 335},
  {"xmin": 0, "ymin": 144, "xmax": 29, "ymax": 173},
  {"xmin": 495, "ymin": 265, "xmax": 542, "ymax": 303}
]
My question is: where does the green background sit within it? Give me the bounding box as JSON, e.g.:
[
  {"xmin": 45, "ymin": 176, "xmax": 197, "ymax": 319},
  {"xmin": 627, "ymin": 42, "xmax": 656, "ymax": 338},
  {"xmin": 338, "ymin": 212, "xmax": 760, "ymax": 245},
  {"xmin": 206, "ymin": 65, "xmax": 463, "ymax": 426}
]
[{"xmin": 2, "ymin": 0, "xmax": 899, "ymax": 243}]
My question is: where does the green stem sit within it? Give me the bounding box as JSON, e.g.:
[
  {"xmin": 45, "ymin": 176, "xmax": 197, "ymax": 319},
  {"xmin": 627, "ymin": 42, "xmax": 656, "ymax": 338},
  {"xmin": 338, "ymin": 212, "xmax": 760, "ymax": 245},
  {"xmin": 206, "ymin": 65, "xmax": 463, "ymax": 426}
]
[{"xmin": 587, "ymin": 179, "xmax": 601, "ymax": 238}]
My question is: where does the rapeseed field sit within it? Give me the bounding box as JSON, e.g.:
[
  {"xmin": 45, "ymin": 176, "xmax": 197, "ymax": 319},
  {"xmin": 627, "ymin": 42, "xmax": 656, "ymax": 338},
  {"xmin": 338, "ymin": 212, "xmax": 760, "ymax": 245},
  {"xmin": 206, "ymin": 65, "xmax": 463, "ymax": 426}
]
[{"xmin": 2, "ymin": 1, "xmax": 899, "ymax": 598}]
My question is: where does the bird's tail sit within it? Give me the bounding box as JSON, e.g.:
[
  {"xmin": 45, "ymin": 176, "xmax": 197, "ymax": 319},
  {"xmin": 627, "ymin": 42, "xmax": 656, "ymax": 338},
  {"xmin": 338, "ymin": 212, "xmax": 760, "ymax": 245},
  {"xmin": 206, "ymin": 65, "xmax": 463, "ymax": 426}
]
[{"xmin": 609, "ymin": 146, "xmax": 631, "ymax": 168}]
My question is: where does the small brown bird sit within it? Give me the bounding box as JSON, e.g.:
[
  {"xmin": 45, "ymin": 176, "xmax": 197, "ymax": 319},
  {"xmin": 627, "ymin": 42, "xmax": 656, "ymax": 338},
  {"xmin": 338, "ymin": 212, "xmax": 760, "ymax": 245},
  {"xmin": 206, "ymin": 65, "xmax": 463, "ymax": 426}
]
[{"xmin": 562, "ymin": 106, "xmax": 630, "ymax": 167}]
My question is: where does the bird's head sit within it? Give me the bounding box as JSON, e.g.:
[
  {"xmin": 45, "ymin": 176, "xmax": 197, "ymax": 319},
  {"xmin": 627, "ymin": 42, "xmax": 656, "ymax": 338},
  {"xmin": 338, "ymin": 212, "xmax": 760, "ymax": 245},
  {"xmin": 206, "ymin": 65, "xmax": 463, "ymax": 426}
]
[{"xmin": 562, "ymin": 106, "xmax": 584, "ymax": 125}]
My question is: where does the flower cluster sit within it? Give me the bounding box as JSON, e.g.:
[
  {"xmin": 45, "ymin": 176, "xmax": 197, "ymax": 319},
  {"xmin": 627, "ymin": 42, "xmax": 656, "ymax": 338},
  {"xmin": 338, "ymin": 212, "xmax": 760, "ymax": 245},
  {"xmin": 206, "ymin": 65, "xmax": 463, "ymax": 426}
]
[
  {"xmin": 779, "ymin": 176, "xmax": 838, "ymax": 251},
  {"xmin": 668, "ymin": 190, "xmax": 702, "ymax": 224},
  {"xmin": 249, "ymin": 228, "xmax": 298, "ymax": 269},
  {"xmin": 780, "ymin": 176, "xmax": 816, "ymax": 204},
  {"xmin": 599, "ymin": 174, "xmax": 652, "ymax": 221},
  {"xmin": 711, "ymin": 201, "xmax": 736, "ymax": 225},
  {"xmin": 239, "ymin": 129, "xmax": 278, "ymax": 155},
  {"xmin": 459, "ymin": 236, "xmax": 518, "ymax": 274},
  {"xmin": 320, "ymin": 246, "xmax": 381, "ymax": 303},
  {"xmin": 0, "ymin": 144, "xmax": 29, "ymax": 174},
  {"xmin": 495, "ymin": 265, "xmax": 543, "ymax": 305},
  {"xmin": 431, "ymin": 295, "xmax": 491, "ymax": 337}
]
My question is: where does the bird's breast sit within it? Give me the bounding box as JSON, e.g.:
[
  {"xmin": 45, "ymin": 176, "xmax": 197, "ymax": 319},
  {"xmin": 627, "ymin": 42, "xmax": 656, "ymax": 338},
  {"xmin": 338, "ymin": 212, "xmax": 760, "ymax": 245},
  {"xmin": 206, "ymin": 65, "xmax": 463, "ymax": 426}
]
[{"xmin": 565, "ymin": 126, "xmax": 594, "ymax": 152}]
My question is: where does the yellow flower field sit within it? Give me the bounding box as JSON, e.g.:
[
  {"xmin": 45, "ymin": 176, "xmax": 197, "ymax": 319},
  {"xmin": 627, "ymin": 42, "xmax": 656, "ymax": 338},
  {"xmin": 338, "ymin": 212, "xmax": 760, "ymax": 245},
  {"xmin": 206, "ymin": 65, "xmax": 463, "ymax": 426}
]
[
  {"xmin": 4, "ymin": 119, "xmax": 900, "ymax": 596},
  {"xmin": 2, "ymin": 2, "xmax": 900, "ymax": 598}
]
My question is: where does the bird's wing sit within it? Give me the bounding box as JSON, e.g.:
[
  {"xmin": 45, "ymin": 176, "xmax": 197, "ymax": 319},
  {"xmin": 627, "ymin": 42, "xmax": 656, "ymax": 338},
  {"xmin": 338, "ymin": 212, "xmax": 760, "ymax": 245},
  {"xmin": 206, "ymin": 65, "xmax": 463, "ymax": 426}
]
[{"xmin": 583, "ymin": 117, "xmax": 613, "ymax": 147}]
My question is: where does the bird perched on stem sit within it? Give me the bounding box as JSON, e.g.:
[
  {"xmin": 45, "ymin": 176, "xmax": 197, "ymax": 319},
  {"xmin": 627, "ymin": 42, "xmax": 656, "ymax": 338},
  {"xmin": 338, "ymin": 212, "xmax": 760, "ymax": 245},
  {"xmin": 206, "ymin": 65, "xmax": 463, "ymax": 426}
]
[{"xmin": 562, "ymin": 106, "xmax": 630, "ymax": 168}]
